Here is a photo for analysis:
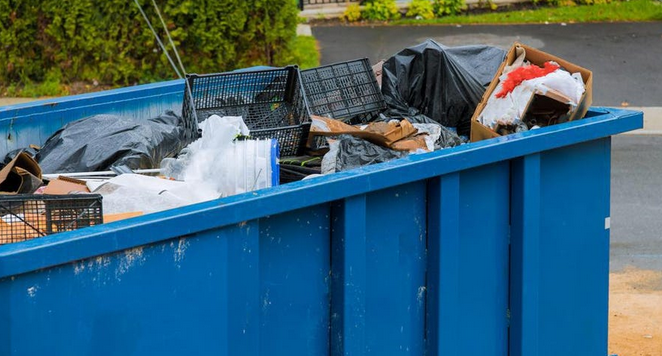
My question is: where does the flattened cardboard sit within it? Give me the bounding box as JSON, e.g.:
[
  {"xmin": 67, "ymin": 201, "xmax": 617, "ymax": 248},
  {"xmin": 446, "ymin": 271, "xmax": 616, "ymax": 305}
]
[
  {"xmin": 310, "ymin": 115, "xmax": 419, "ymax": 151},
  {"xmin": 104, "ymin": 211, "xmax": 143, "ymax": 223},
  {"xmin": 43, "ymin": 176, "xmax": 91, "ymax": 195},
  {"xmin": 470, "ymin": 42, "xmax": 593, "ymax": 142}
]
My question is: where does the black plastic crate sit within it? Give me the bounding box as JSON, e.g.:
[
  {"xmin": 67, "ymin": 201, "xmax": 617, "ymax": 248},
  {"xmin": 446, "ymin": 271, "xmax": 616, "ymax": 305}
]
[
  {"xmin": 301, "ymin": 58, "xmax": 386, "ymax": 125},
  {"xmin": 0, "ymin": 194, "xmax": 103, "ymax": 245},
  {"xmin": 183, "ymin": 66, "xmax": 312, "ymax": 157}
]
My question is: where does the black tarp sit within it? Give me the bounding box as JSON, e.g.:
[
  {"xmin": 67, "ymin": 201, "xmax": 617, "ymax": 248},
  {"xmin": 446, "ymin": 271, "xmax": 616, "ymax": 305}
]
[
  {"xmin": 322, "ymin": 135, "xmax": 408, "ymax": 174},
  {"xmin": 37, "ymin": 111, "xmax": 190, "ymax": 173},
  {"xmin": 381, "ymin": 40, "xmax": 506, "ymax": 136}
]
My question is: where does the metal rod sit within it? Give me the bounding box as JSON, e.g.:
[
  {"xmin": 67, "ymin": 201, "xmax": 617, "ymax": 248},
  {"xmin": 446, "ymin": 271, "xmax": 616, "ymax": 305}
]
[
  {"xmin": 43, "ymin": 169, "xmax": 162, "ymax": 180},
  {"xmin": 150, "ymin": 0, "xmax": 187, "ymax": 76},
  {"xmin": 133, "ymin": 0, "xmax": 182, "ymax": 79}
]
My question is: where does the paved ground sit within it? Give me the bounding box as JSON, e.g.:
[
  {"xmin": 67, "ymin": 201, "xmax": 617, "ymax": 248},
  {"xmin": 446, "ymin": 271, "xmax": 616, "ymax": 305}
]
[
  {"xmin": 312, "ymin": 22, "xmax": 662, "ymax": 272},
  {"xmin": 612, "ymin": 135, "xmax": 662, "ymax": 271},
  {"xmin": 312, "ymin": 22, "xmax": 662, "ymax": 106}
]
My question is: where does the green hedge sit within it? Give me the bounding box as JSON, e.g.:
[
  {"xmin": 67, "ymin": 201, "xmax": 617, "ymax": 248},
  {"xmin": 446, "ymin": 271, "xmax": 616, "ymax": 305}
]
[{"xmin": 0, "ymin": 0, "xmax": 299, "ymax": 87}]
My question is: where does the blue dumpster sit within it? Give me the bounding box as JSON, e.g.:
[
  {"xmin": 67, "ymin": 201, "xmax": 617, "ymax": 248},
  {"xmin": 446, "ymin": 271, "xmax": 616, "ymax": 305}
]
[{"xmin": 0, "ymin": 81, "xmax": 643, "ymax": 356}]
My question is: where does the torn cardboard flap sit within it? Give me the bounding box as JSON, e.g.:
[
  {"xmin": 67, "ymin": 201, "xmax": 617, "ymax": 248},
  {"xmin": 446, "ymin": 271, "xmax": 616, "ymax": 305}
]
[
  {"xmin": 470, "ymin": 42, "xmax": 593, "ymax": 142},
  {"xmin": 0, "ymin": 152, "xmax": 43, "ymax": 194},
  {"xmin": 310, "ymin": 115, "xmax": 423, "ymax": 151}
]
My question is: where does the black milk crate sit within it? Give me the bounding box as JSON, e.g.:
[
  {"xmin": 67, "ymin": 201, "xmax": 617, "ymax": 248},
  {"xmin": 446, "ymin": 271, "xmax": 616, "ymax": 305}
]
[
  {"xmin": 183, "ymin": 66, "xmax": 312, "ymax": 157},
  {"xmin": 0, "ymin": 194, "xmax": 103, "ymax": 245},
  {"xmin": 301, "ymin": 58, "xmax": 386, "ymax": 125}
]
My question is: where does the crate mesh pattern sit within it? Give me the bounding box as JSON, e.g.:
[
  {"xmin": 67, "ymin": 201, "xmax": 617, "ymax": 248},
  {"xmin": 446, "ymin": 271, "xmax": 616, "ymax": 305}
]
[
  {"xmin": 0, "ymin": 194, "xmax": 103, "ymax": 245},
  {"xmin": 183, "ymin": 67, "xmax": 311, "ymax": 157},
  {"xmin": 301, "ymin": 58, "xmax": 386, "ymax": 125}
]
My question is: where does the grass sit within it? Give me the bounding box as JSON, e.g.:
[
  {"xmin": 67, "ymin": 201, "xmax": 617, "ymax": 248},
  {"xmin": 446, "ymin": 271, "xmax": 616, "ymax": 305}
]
[
  {"xmin": 286, "ymin": 35, "xmax": 321, "ymax": 69},
  {"xmin": 392, "ymin": 0, "xmax": 662, "ymax": 25}
]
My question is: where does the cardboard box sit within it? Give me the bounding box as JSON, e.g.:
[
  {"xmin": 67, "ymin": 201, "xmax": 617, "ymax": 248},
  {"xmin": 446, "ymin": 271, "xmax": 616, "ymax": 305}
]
[
  {"xmin": 470, "ymin": 42, "xmax": 593, "ymax": 142},
  {"xmin": 0, "ymin": 152, "xmax": 43, "ymax": 194}
]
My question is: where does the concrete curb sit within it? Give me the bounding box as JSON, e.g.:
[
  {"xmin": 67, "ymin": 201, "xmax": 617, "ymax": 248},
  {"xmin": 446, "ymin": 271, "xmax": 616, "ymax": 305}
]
[
  {"xmin": 619, "ymin": 107, "xmax": 662, "ymax": 135},
  {"xmin": 297, "ymin": 24, "xmax": 313, "ymax": 36}
]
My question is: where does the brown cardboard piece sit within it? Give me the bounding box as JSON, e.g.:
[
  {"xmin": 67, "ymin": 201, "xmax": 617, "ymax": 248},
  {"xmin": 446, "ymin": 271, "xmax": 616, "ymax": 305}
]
[
  {"xmin": 43, "ymin": 176, "xmax": 91, "ymax": 195},
  {"xmin": 0, "ymin": 152, "xmax": 43, "ymax": 194},
  {"xmin": 470, "ymin": 42, "xmax": 593, "ymax": 142},
  {"xmin": 104, "ymin": 212, "xmax": 143, "ymax": 223},
  {"xmin": 310, "ymin": 115, "xmax": 425, "ymax": 151},
  {"xmin": 0, "ymin": 214, "xmax": 44, "ymax": 245}
]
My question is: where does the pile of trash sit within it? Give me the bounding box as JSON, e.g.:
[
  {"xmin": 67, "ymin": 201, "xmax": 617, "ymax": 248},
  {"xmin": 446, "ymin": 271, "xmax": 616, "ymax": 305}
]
[{"xmin": 0, "ymin": 40, "xmax": 592, "ymax": 244}]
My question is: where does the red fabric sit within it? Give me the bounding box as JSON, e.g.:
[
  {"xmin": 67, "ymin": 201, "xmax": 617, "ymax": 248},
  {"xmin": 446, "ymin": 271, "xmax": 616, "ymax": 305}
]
[{"xmin": 495, "ymin": 62, "xmax": 560, "ymax": 98}]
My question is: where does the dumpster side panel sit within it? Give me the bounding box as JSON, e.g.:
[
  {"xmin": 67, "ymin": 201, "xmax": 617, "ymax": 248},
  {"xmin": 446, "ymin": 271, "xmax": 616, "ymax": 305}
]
[
  {"xmin": 1, "ymin": 205, "xmax": 331, "ymax": 356},
  {"xmin": 457, "ymin": 163, "xmax": 510, "ymax": 356},
  {"xmin": 258, "ymin": 205, "xmax": 331, "ymax": 354},
  {"xmin": 330, "ymin": 182, "xmax": 427, "ymax": 355},
  {"xmin": 364, "ymin": 182, "xmax": 427, "ymax": 355},
  {"xmin": 0, "ymin": 81, "xmax": 184, "ymax": 157},
  {"xmin": 426, "ymin": 162, "xmax": 510, "ymax": 356},
  {"xmin": 510, "ymin": 138, "xmax": 611, "ymax": 356},
  {"xmin": 4, "ymin": 230, "xmax": 229, "ymax": 355},
  {"xmin": 0, "ymin": 280, "xmax": 9, "ymax": 356}
]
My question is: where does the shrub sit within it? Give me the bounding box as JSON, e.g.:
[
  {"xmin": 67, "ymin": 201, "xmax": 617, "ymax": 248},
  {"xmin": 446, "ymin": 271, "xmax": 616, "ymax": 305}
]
[
  {"xmin": 362, "ymin": 0, "xmax": 402, "ymax": 21},
  {"xmin": 577, "ymin": 0, "xmax": 612, "ymax": 5},
  {"xmin": 342, "ymin": 3, "xmax": 362, "ymax": 22},
  {"xmin": 477, "ymin": 0, "xmax": 499, "ymax": 11},
  {"xmin": 407, "ymin": 0, "xmax": 436, "ymax": 19},
  {"xmin": 433, "ymin": 0, "xmax": 467, "ymax": 16},
  {"xmin": 0, "ymin": 0, "xmax": 300, "ymax": 87}
]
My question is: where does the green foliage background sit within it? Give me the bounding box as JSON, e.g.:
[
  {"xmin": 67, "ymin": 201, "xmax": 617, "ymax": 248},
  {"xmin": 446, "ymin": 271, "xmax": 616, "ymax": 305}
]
[{"xmin": 0, "ymin": 0, "xmax": 300, "ymax": 88}]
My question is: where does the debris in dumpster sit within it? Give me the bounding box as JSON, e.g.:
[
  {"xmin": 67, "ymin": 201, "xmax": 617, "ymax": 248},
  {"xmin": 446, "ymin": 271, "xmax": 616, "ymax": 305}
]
[
  {"xmin": 302, "ymin": 59, "xmax": 390, "ymax": 152},
  {"xmin": 0, "ymin": 194, "xmax": 103, "ymax": 245},
  {"xmin": 36, "ymin": 110, "xmax": 191, "ymax": 173},
  {"xmin": 321, "ymin": 135, "xmax": 408, "ymax": 174},
  {"xmin": 43, "ymin": 168, "xmax": 162, "ymax": 181},
  {"xmin": 43, "ymin": 176, "xmax": 91, "ymax": 195},
  {"xmin": 84, "ymin": 115, "xmax": 278, "ymax": 216},
  {"xmin": 412, "ymin": 121, "xmax": 463, "ymax": 150},
  {"xmin": 103, "ymin": 211, "xmax": 143, "ymax": 223},
  {"xmin": 280, "ymin": 165, "xmax": 322, "ymax": 184},
  {"xmin": 161, "ymin": 115, "xmax": 278, "ymax": 195},
  {"xmin": 0, "ymin": 151, "xmax": 43, "ymax": 194},
  {"xmin": 372, "ymin": 60, "xmax": 385, "ymax": 88},
  {"xmin": 381, "ymin": 40, "xmax": 506, "ymax": 137},
  {"xmin": 160, "ymin": 115, "xmax": 250, "ymax": 181},
  {"xmin": 478, "ymin": 61, "xmax": 585, "ymax": 133},
  {"xmin": 183, "ymin": 66, "xmax": 311, "ymax": 157},
  {"xmin": 311, "ymin": 115, "xmax": 422, "ymax": 151},
  {"xmin": 279, "ymin": 156, "xmax": 322, "ymax": 183},
  {"xmin": 3, "ymin": 145, "xmax": 40, "ymax": 165},
  {"xmin": 471, "ymin": 42, "xmax": 593, "ymax": 142},
  {"xmin": 93, "ymin": 174, "xmax": 198, "ymax": 215},
  {"xmin": 301, "ymin": 58, "xmax": 386, "ymax": 126}
]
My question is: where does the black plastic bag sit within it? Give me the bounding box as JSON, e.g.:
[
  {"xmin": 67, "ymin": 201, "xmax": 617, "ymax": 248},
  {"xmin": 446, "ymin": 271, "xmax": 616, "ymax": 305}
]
[
  {"xmin": 322, "ymin": 135, "xmax": 408, "ymax": 174},
  {"xmin": 381, "ymin": 40, "xmax": 506, "ymax": 136},
  {"xmin": 3, "ymin": 146, "xmax": 39, "ymax": 165},
  {"xmin": 37, "ymin": 110, "xmax": 190, "ymax": 174}
]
